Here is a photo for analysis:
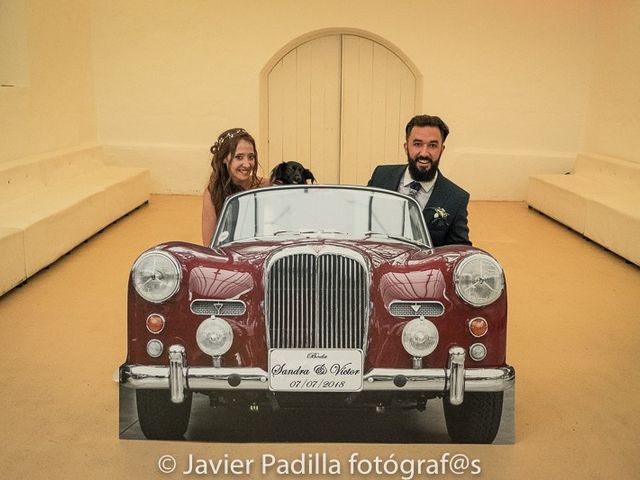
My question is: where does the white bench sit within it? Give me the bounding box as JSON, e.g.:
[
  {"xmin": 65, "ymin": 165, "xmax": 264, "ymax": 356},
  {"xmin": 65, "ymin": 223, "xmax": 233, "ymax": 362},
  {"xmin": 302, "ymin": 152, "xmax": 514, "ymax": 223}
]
[
  {"xmin": 0, "ymin": 144, "xmax": 150, "ymax": 295},
  {"xmin": 527, "ymin": 153, "xmax": 640, "ymax": 266}
]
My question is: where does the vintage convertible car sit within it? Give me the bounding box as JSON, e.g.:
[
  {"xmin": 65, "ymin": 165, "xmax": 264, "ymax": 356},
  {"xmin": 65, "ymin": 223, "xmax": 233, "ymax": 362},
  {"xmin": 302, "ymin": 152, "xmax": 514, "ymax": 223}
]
[{"xmin": 120, "ymin": 185, "xmax": 515, "ymax": 443}]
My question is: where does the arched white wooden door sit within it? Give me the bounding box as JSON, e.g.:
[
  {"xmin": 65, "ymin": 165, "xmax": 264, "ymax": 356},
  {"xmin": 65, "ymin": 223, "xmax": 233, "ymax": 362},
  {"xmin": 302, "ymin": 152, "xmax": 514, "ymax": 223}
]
[{"xmin": 265, "ymin": 32, "xmax": 420, "ymax": 185}]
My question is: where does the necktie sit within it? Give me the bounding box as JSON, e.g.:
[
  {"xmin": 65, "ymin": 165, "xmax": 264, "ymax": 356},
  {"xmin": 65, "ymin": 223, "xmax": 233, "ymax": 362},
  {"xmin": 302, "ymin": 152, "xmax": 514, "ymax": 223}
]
[{"xmin": 407, "ymin": 181, "xmax": 421, "ymax": 198}]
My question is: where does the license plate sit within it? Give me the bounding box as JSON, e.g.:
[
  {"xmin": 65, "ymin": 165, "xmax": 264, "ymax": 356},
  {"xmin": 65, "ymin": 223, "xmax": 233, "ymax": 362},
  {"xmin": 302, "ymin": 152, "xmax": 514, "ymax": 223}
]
[{"xmin": 268, "ymin": 349, "xmax": 363, "ymax": 392}]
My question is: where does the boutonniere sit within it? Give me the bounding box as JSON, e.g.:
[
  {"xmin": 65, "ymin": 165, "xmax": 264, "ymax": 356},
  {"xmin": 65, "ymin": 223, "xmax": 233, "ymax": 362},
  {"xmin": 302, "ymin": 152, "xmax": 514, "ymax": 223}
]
[
  {"xmin": 428, "ymin": 207, "xmax": 449, "ymax": 228},
  {"xmin": 433, "ymin": 207, "xmax": 449, "ymax": 220}
]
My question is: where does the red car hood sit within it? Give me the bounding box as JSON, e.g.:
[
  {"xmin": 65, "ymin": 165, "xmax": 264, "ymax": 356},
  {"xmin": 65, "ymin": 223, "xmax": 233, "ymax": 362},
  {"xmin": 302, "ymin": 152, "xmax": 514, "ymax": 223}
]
[
  {"xmin": 209, "ymin": 238, "xmax": 476, "ymax": 267},
  {"xmin": 160, "ymin": 238, "xmax": 479, "ymax": 302}
]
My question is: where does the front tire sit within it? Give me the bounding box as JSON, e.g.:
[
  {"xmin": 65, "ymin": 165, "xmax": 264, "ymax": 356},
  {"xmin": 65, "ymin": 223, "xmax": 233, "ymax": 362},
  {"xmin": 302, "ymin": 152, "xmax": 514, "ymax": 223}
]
[
  {"xmin": 443, "ymin": 392, "xmax": 503, "ymax": 443},
  {"xmin": 136, "ymin": 389, "xmax": 192, "ymax": 440}
]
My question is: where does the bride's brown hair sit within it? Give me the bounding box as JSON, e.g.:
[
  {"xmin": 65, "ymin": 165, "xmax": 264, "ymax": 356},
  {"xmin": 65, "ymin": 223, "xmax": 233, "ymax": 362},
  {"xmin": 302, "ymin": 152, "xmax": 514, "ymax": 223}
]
[{"xmin": 206, "ymin": 128, "xmax": 260, "ymax": 214}]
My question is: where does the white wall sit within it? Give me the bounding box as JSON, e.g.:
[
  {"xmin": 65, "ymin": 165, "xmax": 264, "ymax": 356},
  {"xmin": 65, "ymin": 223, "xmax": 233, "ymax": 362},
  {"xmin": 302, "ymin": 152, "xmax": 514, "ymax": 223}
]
[
  {"xmin": 3, "ymin": 1, "xmax": 636, "ymax": 199},
  {"xmin": 90, "ymin": 0, "xmax": 598, "ymax": 198},
  {"xmin": 0, "ymin": 0, "xmax": 97, "ymax": 164},
  {"xmin": 584, "ymin": 1, "xmax": 640, "ymax": 165}
]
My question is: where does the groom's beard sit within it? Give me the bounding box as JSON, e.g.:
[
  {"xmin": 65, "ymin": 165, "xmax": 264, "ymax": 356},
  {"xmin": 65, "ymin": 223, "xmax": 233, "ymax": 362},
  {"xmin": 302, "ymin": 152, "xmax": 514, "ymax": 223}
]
[{"xmin": 408, "ymin": 153, "xmax": 440, "ymax": 182}]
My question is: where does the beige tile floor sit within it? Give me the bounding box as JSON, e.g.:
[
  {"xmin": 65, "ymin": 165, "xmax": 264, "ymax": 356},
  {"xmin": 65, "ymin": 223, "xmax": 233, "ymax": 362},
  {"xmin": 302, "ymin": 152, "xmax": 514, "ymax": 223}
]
[{"xmin": 1, "ymin": 195, "xmax": 638, "ymax": 479}]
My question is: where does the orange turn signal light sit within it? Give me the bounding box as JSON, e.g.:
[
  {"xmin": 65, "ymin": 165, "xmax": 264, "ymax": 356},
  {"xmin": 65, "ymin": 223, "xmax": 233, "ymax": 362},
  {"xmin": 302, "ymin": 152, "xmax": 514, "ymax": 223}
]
[
  {"xmin": 468, "ymin": 317, "xmax": 488, "ymax": 337},
  {"xmin": 146, "ymin": 313, "xmax": 166, "ymax": 334}
]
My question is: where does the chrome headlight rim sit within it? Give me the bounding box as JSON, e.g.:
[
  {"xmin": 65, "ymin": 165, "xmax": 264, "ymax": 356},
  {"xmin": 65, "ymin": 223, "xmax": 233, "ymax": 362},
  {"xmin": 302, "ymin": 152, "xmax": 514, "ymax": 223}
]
[
  {"xmin": 131, "ymin": 251, "xmax": 182, "ymax": 304},
  {"xmin": 454, "ymin": 253, "xmax": 505, "ymax": 307}
]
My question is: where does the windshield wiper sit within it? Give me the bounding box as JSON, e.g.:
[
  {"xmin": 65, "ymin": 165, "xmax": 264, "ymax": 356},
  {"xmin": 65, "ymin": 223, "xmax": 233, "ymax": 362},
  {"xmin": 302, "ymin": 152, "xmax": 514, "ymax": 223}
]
[
  {"xmin": 273, "ymin": 229, "xmax": 347, "ymax": 236},
  {"xmin": 363, "ymin": 231, "xmax": 426, "ymax": 248},
  {"xmin": 299, "ymin": 229, "xmax": 347, "ymax": 235}
]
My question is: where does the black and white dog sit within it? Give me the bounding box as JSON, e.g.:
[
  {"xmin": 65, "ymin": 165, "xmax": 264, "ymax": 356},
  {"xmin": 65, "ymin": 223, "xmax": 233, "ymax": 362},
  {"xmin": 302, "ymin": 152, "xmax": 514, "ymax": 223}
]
[{"xmin": 270, "ymin": 161, "xmax": 316, "ymax": 185}]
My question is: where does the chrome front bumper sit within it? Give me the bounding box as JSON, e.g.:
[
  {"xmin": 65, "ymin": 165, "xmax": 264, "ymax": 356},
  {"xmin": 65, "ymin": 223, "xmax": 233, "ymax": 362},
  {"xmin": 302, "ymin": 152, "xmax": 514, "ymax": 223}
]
[{"xmin": 120, "ymin": 345, "xmax": 515, "ymax": 405}]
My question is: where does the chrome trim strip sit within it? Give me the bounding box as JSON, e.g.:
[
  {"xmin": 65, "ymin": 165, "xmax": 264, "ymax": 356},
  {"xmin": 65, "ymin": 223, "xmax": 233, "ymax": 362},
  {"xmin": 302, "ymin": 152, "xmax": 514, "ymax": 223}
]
[
  {"xmin": 363, "ymin": 368, "xmax": 446, "ymax": 390},
  {"xmin": 120, "ymin": 365, "xmax": 270, "ymax": 390},
  {"xmin": 448, "ymin": 347, "xmax": 466, "ymax": 405},
  {"xmin": 168, "ymin": 345, "xmax": 186, "ymax": 403},
  {"xmin": 120, "ymin": 365, "xmax": 515, "ymax": 393},
  {"xmin": 121, "ymin": 365, "xmax": 170, "ymax": 387},
  {"xmin": 363, "ymin": 365, "xmax": 515, "ymax": 392},
  {"xmin": 188, "ymin": 367, "xmax": 269, "ymax": 390}
]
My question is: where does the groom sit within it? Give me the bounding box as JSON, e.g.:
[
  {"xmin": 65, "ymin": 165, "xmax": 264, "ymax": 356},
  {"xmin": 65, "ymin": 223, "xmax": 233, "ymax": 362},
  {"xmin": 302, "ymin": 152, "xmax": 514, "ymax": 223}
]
[{"xmin": 367, "ymin": 115, "xmax": 471, "ymax": 247}]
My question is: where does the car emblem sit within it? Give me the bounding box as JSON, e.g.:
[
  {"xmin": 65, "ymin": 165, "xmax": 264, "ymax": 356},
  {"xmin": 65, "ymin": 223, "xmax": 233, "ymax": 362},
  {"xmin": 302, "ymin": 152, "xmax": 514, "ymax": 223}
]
[
  {"xmin": 213, "ymin": 302, "xmax": 223, "ymax": 315},
  {"xmin": 411, "ymin": 303, "xmax": 421, "ymax": 313}
]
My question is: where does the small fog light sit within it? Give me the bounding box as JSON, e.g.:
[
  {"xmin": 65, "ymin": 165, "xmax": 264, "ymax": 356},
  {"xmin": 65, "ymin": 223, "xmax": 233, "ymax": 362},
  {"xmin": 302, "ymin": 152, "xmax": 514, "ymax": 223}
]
[
  {"xmin": 146, "ymin": 339, "xmax": 164, "ymax": 358},
  {"xmin": 196, "ymin": 317, "xmax": 233, "ymax": 356},
  {"xmin": 146, "ymin": 313, "xmax": 165, "ymax": 334},
  {"xmin": 401, "ymin": 318, "xmax": 439, "ymax": 357},
  {"xmin": 468, "ymin": 317, "xmax": 488, "ymax": 337},
  {"xmin": 469, "ymin": 343, "xmax": 487, "ymax": 361}
]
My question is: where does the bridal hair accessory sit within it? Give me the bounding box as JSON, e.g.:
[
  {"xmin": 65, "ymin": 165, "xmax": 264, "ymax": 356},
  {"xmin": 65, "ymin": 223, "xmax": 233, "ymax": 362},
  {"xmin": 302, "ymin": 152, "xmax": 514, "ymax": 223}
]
[
  {"xmin": 213, "ymin": 128, "xmax": 247, "ymax": 151},
  {"xmin": 213, "ymin": 128, "xmax": 247, "ymax": 148}
]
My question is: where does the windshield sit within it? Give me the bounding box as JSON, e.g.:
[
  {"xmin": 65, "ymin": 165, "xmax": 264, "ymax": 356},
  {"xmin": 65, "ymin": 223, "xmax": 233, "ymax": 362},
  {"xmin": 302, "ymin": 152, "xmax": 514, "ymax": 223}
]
[{"xmin": 212, "ymin": 185, "xmax": 431, "ymax": 247}]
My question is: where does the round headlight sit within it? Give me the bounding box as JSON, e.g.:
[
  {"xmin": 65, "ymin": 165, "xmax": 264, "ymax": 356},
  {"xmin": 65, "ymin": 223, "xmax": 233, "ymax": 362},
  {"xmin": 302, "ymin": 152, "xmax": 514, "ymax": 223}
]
[
  {"xmin": 454, "ymin": 254, "xmax": 504, "ymax": 307},
  {"xmin": 401, "ymin": 317, "xmax": 439, "ymax": 357},
  {"xmin": 131, "ymin": 251, "xmax": 181, "ymax": 303},
  {"xmin": 196, "ymin": 317, "xmax": 234, "ymax": 356}
]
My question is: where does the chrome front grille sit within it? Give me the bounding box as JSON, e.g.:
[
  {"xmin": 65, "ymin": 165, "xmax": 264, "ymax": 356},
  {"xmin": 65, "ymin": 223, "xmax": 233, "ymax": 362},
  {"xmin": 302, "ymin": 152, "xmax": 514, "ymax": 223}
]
[{"xmin": 266, "ymin": 249, "xmax": 369, "ymax": 349}]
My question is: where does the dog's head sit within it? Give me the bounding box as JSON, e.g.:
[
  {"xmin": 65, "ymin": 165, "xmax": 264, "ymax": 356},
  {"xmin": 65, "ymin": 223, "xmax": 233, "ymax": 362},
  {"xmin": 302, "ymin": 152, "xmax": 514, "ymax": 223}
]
[{"xmin": 270, "ymin": 161, "xmax": 316, "ymax": 185}]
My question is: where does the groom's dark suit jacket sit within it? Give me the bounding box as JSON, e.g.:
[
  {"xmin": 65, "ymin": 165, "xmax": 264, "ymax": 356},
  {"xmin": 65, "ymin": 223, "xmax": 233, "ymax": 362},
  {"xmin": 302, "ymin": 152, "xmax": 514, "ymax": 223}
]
[{"xmin": 367, "ymin": 165, "xmax": 471, "ymax": 247}]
